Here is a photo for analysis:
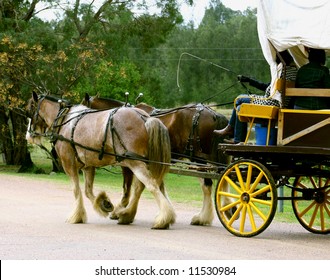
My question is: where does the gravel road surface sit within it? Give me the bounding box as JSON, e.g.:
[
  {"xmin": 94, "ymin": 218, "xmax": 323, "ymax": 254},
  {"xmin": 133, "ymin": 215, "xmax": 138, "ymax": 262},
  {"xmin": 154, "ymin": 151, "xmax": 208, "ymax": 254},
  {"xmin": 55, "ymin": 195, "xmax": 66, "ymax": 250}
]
[{"xmin": 0, "ymin": 173, "xmax": 329, "ymax": 260}]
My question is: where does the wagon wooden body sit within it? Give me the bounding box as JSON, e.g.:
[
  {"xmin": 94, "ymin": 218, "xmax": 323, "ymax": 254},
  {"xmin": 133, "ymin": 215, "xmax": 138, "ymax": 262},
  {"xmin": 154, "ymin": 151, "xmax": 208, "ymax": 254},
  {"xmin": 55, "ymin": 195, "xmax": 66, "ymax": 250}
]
[{"xmin": 212, "ymin": 0, "xmax": 330, "ymax": 237}]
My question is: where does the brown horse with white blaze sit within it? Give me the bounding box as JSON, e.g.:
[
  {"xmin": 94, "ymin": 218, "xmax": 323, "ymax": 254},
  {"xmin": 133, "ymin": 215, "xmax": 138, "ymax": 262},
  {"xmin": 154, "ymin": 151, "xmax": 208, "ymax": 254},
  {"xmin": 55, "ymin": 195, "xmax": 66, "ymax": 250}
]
[
  {"xmin": 83, "ymin": 93, "xmax": 229, "ymax": 226},
  {"xmin": 26, "ymin": 93, "xmax": 175, "ymax": 229}
]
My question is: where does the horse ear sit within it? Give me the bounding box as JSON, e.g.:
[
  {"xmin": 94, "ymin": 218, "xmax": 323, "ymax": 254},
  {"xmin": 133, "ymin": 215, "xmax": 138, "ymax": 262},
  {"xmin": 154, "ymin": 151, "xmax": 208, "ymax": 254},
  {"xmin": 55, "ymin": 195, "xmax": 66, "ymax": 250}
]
[
  {"xmin": 32, "ymin": 91, "xmax": 38, "ymax": 102},
  {"xmin": 84, "ymin": 93, "xmax": 90, "ymax": 101}
]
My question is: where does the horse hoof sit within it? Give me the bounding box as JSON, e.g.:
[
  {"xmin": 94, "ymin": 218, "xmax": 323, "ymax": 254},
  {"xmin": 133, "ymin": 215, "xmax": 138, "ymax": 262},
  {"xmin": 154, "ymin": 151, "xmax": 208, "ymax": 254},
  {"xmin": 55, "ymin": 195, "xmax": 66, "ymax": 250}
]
[
  {"xmin": 110, "ymin": 212, "xmax": 119, "ymax": 220},
  {"xmin": 117, "ymin": 218, "xmax": 133, "ymax": 225},
  {"xmin": 190, "ymin": 220, "xmax": 202, "ymax": 226},
  {"xmin": 117, "ymin": 213, "xmax": 134, "ymax": 224},
  {"xmin": 151, "ymin": 224, "xmax": 170, "ymax": 230},
  {"xmin": 101, "ymin": 200, "xmax": 114, "ymax": 212}
]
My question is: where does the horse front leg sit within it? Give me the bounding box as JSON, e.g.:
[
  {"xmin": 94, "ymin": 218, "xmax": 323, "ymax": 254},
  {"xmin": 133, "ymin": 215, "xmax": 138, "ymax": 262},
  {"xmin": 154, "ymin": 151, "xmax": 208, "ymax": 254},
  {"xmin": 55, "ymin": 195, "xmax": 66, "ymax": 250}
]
[
  {"xmin": 191, "ymin": 178, "xmax": 214, "ymax": 226},
  {"xmin": 83, "ymin": 167, "xmax": 113, "ymax": 218},
  {"xmin": 66, "ymin": 168, "xmax": 87, "ymax": 224},
  {"xmin": 110, "ymin": 167, "xmax": 133, "ymax": 220}
]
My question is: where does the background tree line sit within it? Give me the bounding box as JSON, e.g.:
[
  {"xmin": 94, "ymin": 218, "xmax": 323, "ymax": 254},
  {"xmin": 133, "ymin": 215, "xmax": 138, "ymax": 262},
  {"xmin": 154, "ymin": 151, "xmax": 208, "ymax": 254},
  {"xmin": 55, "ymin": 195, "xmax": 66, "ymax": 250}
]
[{"xmin": 0, "ymin": 0, "xmax": 269, "ymax": 170}]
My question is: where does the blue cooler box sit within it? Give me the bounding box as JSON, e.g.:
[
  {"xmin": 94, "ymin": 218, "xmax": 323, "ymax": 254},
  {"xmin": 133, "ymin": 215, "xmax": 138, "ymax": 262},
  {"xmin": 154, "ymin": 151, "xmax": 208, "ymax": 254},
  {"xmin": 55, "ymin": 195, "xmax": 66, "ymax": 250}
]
[{"xmin": 255, "ymin": 124, "xmax": 277, "ymax": 145}]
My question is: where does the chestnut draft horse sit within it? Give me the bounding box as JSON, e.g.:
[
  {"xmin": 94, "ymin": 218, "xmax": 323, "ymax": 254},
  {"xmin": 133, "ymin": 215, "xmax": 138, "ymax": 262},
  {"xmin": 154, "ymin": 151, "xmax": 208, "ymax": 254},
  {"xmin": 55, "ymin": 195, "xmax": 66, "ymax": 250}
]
[
  {"xmin": 26, "ymin": 93, "xmax": 175, "ymax": 229},
  {"xmin": 83, "ymin": 93, "xmax": 229, "ymax": 226}
]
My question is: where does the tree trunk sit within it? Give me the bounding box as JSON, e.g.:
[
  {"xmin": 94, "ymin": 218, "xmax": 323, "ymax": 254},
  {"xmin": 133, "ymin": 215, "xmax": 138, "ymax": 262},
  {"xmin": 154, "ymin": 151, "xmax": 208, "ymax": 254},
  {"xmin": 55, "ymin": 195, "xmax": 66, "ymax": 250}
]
[
  {"xmin": 0, "ymin": 107, "xmax": 14, "ymax": 164},
  {"xmin": 0, "ymin": 106, "xmax": 35, "ymax": 172},
  {"xmin": 11, "ymin": 109, "xmax": 30, "ymax": 165}
]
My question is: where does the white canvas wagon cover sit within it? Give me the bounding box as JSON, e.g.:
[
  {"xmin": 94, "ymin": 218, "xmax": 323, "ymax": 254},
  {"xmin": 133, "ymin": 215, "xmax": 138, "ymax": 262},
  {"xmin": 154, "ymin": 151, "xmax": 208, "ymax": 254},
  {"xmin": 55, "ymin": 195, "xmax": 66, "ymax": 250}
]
[{"xmin": 257, "ymin": 0, "xmax": 330, "ymax": 88}]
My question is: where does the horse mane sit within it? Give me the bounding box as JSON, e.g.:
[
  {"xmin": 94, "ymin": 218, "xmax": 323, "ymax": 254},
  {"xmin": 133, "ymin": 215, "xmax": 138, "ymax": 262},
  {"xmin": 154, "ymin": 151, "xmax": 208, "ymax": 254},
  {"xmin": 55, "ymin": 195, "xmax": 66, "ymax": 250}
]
[
  {"xmin": 41, "ymin": 94, "xmax": 71, "ymax": 106},
  {"xmin": 84, "ymin": 93, "xmax": 126, "ymax": 109},
  {"xmin": 94, "ymin": 96, "xmax": 125, "ymax": 104}
]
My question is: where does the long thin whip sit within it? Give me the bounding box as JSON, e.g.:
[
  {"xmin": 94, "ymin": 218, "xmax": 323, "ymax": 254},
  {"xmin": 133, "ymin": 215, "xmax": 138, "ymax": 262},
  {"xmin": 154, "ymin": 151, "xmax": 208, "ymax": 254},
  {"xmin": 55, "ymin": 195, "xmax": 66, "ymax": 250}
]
[{"xmin": 176, "ymin": 52, "xmax": 238, "ymax": 90}]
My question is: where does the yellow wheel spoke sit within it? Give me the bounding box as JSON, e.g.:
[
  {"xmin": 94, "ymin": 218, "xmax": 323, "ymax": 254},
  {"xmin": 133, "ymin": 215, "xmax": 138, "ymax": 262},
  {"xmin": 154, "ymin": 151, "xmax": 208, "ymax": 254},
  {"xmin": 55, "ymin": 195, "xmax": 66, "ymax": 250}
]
[
  {"xmin": 247, "ymin": 205, "xmax": 257, "ymax": 231},
  {"xmin": 251, "ymin": 185, "xmax": 271, "ymax": 197},
  {"xmin": 299, "ymin": 200, "xmax": 317, "ymax": 218},
  {"xmin": 325, "ymin": 179, "xmax": 330, "ymax": 188},
  {"xmin": 220, "ymin": 200, "xmax": 241, "ymax": 213},
  {"xmin": 250, "ymin": 202, "xmax": 267, "ymax": 221},
  {"xmin": 224, "ymin": 175, "xmax": 243, "ymax": 194},
  {"xmin": 308, "ymin": 204, "xmax": 320, "ymax": 228},
  {"xmin": 244, "ymin": 164, "xmax": 253, "ymax": 192},
  {"xmin": 325, "ymin": 202, "xmax": 330, "ymax": 217},
  {"xmin": 320, "ymin": 205, "xmax": 325, "ymax": 231},
  {"xmin": 239, "ymin": 205, "xmax": 247, "ymax": 233},
  {"xmin": 228, "ymin": 204, "xmax": 243, "ymax": 226},
  {"xmin": 235, "ymin": 165, "xmax": 246, "ymax": 192},
  {"xmin": 296, "ymin": 181, "xmax": 307, "ymax": 189},
  {"xmin": 218, "ymin": 191, "xmax": 240, "ymax": 199},
  {"xmin": 310, "ymin": 177, "xmax": 317, "ymax": 189},
  {"xmin": 250, "ymin": 171, "xmax": 265, "ymax": 193},
  {"xmin": 250, "ymin": 197, "xmax": 272, "ymax": 206}
]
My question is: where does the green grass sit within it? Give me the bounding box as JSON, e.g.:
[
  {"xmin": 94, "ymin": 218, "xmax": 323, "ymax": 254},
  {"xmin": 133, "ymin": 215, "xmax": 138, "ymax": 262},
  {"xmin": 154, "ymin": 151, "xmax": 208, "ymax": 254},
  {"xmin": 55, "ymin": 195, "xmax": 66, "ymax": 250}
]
[
  {"xmin": 0, "ymin": 143, "xmax": 308, "ymax": 226},
  {"xmin": 3, "ymin": 144, "xmax": 203, "ymax": 207}
]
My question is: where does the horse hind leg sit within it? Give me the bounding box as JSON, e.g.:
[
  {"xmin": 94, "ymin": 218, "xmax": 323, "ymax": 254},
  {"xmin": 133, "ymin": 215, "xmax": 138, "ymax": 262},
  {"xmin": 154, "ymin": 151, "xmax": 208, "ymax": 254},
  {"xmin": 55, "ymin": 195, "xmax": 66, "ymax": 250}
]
[
  {"xmin": 116, "ymin": 179, "xmax": 145, "ymax": 224},
  {"xmin": 114, "ymin": 177, "xmax": 170, "ymax": 226},
  {"xmin": 111, "ymin": 167, "xmax": 133, "ymax": 220},
  {"xmin": 84, "ymin": 167, "xmax": 113, "ymax": 218},
  {"xmin": 135, "ymin": 170, "xmax": 176, "ymax": 229},
  {"xmin": 191, "ymin": 178, "xmax": 214, "ymax": 226},
  {"xmin": 151, "ymin": 183, "xmax": 176, "ymax": 229}
]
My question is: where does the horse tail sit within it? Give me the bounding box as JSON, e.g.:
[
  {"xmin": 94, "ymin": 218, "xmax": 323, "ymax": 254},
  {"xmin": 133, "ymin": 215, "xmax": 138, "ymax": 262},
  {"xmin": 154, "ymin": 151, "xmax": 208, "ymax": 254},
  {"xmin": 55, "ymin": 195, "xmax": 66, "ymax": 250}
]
[
  {"xmin": 145, "ymin": 117, "xmax": 171, "ymax": 180},
  {"xmin": 211, "ymin": 112, "xmax": 230, "ymax": 163}
]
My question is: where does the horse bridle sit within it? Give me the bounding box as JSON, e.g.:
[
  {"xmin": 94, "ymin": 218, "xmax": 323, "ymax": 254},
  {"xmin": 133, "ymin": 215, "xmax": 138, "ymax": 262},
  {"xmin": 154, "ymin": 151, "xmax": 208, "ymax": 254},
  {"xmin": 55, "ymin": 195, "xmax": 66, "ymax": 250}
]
[
  {"xmin": 28, "ymin": 95, "xmax": 69, "ymax": 138},
  {"xmin": 28, "ymin": 95, "xmax": 49, "ymax": 138}
]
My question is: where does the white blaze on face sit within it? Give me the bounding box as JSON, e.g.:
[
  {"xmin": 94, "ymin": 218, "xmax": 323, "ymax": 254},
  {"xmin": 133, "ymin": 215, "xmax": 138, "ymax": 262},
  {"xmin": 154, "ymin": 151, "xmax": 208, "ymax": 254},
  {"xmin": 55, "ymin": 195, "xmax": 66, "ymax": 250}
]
[
  {"xmin": 25, "ymin": 118, "xmax": 32, "ymax": 142},
  {"xmin": 26, "ymin": 118, "xmax": 42, "ymax": 145}
]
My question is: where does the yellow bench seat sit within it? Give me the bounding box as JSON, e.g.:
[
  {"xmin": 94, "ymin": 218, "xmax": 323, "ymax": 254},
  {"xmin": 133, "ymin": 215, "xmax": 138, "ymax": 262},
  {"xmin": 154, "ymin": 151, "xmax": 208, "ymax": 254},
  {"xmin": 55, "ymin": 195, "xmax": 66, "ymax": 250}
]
[
  {"xmin": 238, "ymin": 104, "xmax": 279, "ymax": 121},
  {"xmin": 238, "ymin": 103, "xmax": 279, "ymax": 145}
]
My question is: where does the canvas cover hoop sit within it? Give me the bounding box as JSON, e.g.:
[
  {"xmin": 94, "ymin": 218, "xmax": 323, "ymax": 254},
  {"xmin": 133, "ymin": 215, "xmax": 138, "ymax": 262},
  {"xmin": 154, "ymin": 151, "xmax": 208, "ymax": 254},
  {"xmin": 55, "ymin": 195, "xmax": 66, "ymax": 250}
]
[{"xmin": 257, "ymin": 0, "xmax": 330, "ymax": 91}]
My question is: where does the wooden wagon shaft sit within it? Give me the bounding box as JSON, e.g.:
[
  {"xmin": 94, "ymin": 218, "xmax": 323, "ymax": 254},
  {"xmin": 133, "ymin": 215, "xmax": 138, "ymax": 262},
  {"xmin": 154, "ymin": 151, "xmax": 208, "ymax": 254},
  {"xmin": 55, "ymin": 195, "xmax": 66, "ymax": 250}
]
[{"xmin": 169, "ymin": 167, "xmax": 221, "ymax": 179}]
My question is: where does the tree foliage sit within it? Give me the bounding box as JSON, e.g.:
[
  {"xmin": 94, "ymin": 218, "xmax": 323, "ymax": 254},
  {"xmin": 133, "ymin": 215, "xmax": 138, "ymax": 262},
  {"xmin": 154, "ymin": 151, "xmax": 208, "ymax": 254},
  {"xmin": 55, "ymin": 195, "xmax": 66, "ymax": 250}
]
[
  {"xmin": 148, "ymin": 1, "xmax": 268, "ymax": 107},
  {"xmin": 0, "ymin": 0, "xmax": 267, "ymax": 169}
]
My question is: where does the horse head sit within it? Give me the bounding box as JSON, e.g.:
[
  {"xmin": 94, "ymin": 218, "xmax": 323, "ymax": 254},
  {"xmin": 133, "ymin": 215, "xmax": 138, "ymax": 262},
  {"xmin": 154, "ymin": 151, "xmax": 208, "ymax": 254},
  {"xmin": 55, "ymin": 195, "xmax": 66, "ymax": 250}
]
[
  {"xmin": 25, "ymin": 92, "xmax": 67, "ymax": 145},
  {"xmin": 26, "ymin": 92, "xmax": 46, "ymax": 145}
]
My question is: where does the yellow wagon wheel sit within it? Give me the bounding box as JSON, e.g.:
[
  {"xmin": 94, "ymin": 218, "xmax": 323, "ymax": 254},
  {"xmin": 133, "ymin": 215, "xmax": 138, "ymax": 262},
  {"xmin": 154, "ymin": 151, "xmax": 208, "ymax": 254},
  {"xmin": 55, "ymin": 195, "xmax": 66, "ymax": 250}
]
[
  {"xmin": 215, "ymin": 159, "xmax": 277, "ymax": 237},
  {"xmin": 292, "ymin": 167, "xmax": 330, "ymax": 234}
]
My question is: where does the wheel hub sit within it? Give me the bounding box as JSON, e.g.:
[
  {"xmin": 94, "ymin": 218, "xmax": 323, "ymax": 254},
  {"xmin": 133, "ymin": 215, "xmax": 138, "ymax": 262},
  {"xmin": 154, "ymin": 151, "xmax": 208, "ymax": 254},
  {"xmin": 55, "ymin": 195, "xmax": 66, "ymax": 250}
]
[
  {"xmin": 241, "ymin": 192, "xmax": 250, "ymax": 203},
  {"xmin": 314, "ymin": 191, "xmax": 325, "ymax": 204}
]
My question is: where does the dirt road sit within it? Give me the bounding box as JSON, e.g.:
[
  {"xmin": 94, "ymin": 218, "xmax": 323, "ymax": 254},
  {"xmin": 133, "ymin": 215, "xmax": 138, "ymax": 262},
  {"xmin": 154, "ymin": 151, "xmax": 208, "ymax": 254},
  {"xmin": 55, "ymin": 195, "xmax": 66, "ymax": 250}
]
[{"xmin": 0, "ymin": 173, "xmax": 328, "ymax": 260}]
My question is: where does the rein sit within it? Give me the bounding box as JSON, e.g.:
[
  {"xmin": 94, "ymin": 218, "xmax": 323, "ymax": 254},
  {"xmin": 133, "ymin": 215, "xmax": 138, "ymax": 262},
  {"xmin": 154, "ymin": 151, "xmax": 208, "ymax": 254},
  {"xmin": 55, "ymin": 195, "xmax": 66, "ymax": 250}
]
[{"xmin": 148, "ymin": 103, "xmax": 204, "ymax": 117}]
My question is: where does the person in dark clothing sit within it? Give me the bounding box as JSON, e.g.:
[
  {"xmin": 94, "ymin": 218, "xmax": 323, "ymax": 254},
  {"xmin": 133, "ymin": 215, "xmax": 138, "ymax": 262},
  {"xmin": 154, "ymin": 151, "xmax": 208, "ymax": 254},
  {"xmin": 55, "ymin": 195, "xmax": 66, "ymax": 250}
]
[{"xmin": 294, "ymin": 48, "xmax": 330, "ymax": 109}]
